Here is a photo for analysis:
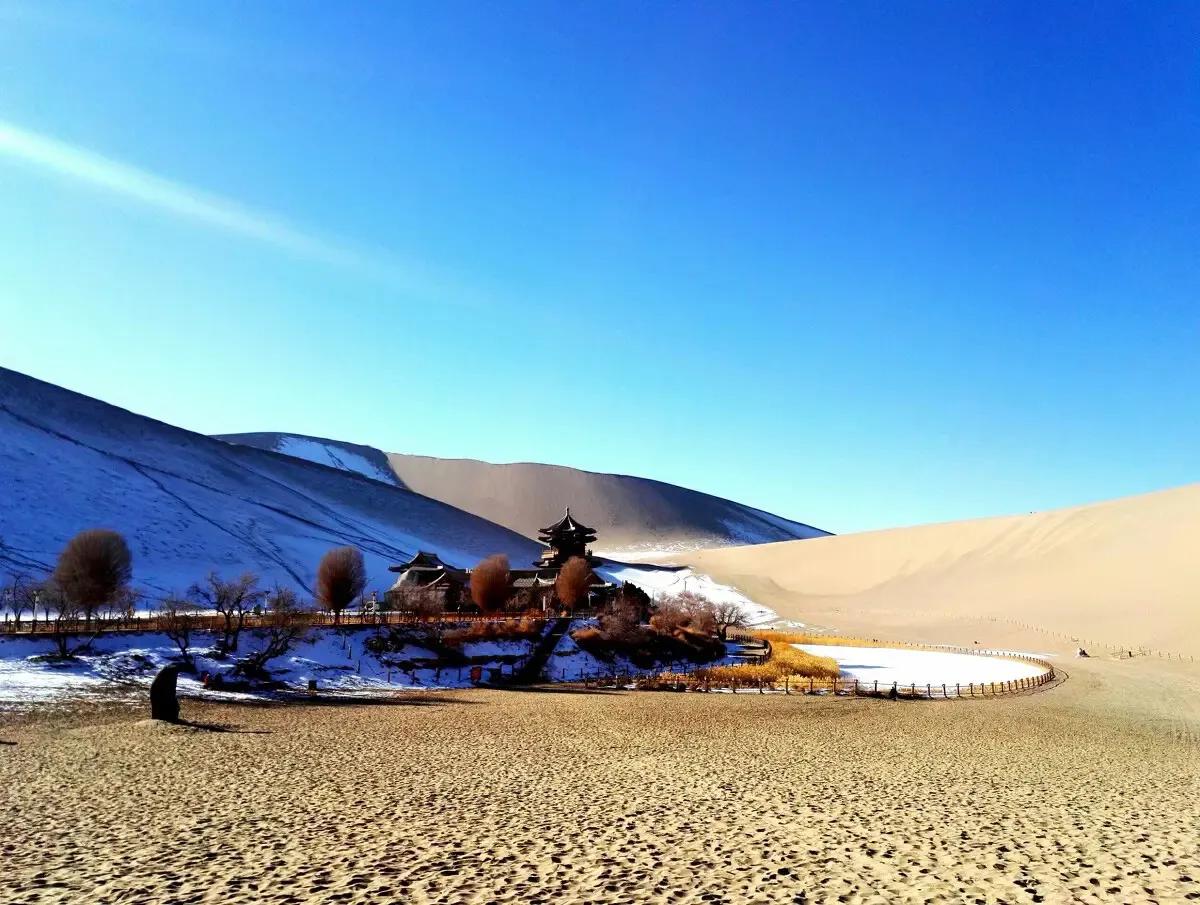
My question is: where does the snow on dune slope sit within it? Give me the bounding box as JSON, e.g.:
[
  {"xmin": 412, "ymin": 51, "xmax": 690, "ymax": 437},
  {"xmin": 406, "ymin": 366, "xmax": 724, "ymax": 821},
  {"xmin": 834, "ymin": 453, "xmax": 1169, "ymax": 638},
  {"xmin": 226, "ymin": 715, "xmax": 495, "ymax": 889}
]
[
  {"xmin": 0, "ymin": 368, "xmax": 541, "ymax": 596},
  {"xmin": 275, "ymin": 436, "xmax": 399, "ymax": 486},
  {"xmin": 598, "ymin": 562, "xmax": 777, "ymax": 626},
  {"xmin": 218, "ymin": 432, "xmax": 830, "ymax": 552}
]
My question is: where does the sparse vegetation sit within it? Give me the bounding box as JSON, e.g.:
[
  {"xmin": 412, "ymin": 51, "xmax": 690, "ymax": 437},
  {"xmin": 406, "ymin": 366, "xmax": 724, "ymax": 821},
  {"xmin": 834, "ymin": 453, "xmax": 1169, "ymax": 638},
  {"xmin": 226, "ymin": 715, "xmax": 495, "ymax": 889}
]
[
  {"xmin": 470, "ymin": 554, "xmax": 510, "ymax": 613},
  {"xmin": 443, "ymin": 617, "xmax": 544, "ymax": 647},
  {"xmin": 316, "ymin": 546, "xmax": 366, "ymax": 624},
  {"xmin": 159, "ymin": 593, "xmax": 201, "ymax": 667},
  {"xmin": 188, "ymin": 571, "xmax": 266, "ymax": 653},
  {"xmin": 235, "ymin": 586, "xmax": 310, "ymax": 677},
  {"xmin": 572, "ymin": 590, "xmax": 726, "ymax": 668}
]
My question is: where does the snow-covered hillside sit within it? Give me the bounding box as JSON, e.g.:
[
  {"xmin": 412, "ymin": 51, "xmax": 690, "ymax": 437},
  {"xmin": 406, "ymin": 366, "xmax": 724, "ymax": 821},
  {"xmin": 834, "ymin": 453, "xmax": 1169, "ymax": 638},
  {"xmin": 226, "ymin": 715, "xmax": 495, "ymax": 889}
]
[{"xmin": 0, "ymin": 368, "xmax": 541, "ymax": 596}]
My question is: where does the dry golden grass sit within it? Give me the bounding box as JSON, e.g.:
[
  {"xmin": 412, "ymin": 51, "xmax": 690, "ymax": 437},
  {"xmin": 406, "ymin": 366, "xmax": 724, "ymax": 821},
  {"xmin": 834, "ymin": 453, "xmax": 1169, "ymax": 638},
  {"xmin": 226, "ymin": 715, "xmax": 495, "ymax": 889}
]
[{"xmin": 695, "ymin": 639, "xmax": 840, "ymax": 688}]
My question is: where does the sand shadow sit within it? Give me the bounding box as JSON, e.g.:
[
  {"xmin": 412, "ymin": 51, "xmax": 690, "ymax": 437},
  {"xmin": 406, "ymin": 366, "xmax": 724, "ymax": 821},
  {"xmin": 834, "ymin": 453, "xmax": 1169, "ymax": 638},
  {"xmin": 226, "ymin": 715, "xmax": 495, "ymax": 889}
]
[
  {"xmin": 176, "ymin": 718, "xmax": 271, "ymax": 734},
  {"xmin": 497, "ymin": 684, "xmax": 628, "ymax": 696},
  {"xmin": 271, "ymin": 692, "xmax": 481, "ymax": 708}
]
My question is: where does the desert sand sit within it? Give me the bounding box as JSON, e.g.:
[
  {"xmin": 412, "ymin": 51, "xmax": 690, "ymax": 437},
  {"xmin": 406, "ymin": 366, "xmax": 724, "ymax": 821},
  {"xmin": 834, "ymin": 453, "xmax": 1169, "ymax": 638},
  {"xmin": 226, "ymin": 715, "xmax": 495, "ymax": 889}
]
[
  {"xmin": 3, "ymin": 642, "xmax": 1198, "ymax": 905},
  {"xmin": 686, "ymin": 483, "xmax": 1200, "ymax": 658}
]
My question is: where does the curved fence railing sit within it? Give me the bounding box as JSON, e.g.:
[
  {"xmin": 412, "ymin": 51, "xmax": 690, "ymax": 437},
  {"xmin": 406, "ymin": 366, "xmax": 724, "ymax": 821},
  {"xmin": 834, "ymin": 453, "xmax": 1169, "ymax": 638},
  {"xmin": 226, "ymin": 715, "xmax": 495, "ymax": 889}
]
[{"xmin": 585, "ymin": 635, "xmax": 1058, "ymax": 699}]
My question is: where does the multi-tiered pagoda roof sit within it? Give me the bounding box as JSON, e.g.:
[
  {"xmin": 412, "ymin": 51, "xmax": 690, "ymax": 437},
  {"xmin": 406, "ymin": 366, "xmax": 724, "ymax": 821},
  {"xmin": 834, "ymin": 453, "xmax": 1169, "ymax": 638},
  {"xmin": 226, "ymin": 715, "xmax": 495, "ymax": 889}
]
[{"xmin": 536, "ymin": 507, "xmax": 597, "ymax": 567}]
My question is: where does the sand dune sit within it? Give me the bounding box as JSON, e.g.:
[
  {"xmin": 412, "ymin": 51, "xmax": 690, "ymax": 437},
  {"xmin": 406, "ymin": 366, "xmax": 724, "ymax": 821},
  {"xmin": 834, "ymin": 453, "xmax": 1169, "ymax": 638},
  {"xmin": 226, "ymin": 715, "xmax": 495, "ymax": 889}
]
[
  {"xmin": 0, "ymin": 368, "xmax": 540, "ymax": 594},
  {"xmin": 219, "ymin": 432, "xmax": 829, "ymax": 553},
  {"xmin": 685, "ymin": 483, "xmax": 1200, "ymax": 657}
]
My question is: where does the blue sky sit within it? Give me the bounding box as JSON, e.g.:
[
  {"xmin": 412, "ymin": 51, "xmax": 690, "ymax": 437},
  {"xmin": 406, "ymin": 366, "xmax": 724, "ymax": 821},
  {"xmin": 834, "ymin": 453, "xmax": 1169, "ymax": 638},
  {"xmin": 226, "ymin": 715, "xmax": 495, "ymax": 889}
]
[{"xmin": 0, "ymin": 2, "xmax": 1196, "ymax": 534}]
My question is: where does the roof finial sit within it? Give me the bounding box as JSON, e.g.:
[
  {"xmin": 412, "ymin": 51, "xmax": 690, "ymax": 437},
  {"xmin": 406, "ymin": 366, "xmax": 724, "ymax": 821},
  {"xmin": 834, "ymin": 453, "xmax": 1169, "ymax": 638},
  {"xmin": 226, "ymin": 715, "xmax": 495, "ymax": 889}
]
[{"xmin": 565, "ymin": 506, "xmax": 571, "ymax": 517}]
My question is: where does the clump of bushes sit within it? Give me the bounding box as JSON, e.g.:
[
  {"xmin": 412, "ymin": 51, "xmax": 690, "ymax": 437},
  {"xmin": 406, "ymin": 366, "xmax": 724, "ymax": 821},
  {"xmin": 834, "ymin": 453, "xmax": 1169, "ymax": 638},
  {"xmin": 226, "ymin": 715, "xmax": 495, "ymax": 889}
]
[
  {"xmin": 443, "ymin": 617, "xmax": 545, "ymax": 647},
  {"xmin": 571, "ymin": 592, "xmax": 726, "ymax": 669}
]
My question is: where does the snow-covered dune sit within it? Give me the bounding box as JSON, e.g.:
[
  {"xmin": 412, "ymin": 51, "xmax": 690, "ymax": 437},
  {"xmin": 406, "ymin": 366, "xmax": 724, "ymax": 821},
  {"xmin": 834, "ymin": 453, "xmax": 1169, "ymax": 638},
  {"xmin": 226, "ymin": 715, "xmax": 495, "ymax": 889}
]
[
  {"xmin": 0, "ymin": 368, "xmax": 542, "ymax": 596},
  {"xmin": 219, "ymin": 432, "xmax": 831, "ymax": 553}
]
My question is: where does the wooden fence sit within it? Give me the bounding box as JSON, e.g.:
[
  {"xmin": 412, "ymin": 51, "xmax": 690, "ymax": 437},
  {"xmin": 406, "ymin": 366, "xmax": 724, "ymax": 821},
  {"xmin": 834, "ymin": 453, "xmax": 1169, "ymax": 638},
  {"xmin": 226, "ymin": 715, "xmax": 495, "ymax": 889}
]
[
  {"xmin": 583, "ymin": 637, "xmax": 1058, "ymax": 700},
  {"xmin": 0, "ymin": 609, "xmax": 554, "ymax": 637}
]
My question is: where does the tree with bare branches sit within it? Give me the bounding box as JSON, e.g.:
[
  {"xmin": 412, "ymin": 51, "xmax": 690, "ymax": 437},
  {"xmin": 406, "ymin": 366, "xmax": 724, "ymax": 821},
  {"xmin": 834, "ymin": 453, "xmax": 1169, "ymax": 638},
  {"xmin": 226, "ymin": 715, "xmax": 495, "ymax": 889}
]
[
  {"xmin": 236, "ymin": 586, "xmax": 311, "ymax": 677},
  {"xmin": 712, "ymin": 600, "xmax": 748, "ymax": 640},
  {"xmin": 555, "ymin": 556, "xmax": 591, "ymax": 612},
  {"xmin": 650, "ymin": 591, "xmax": 718, "ymax": 637},
  {"xmin": 392, "ymin": 584, "xmax": 445, "ymax": 622},
  {"xmin": 36, "ymin": 580, "xmax": 89, "ymax": 659},
  {"xmin": 52, "ymin": 529, "xmax": 133, "ymax": 628},
  {"xmin": 3, "ymin": 572, "xmax": 35, "ymax": 629},
  {"xmin": 470, "ymin": 554, "xmax": 510, "ymax": 613},
  {"xmin": 160, "ymin": 594, "xmax": 201, "ymax": 667},
  {"xmin": 316, "ymin": 546, "xmax": 366, "ymax": 624},
  {"xmin": 188, "ymin": 572, "xmax": 266, "ymax": 653}
]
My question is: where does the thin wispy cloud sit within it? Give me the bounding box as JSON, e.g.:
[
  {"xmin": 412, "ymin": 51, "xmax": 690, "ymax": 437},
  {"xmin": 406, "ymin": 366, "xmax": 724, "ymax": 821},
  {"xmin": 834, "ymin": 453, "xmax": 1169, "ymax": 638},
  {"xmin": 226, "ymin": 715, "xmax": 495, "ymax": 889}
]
[{"xmin": 0, "ymin": 119, "xmax": 471, "ymax": 303}]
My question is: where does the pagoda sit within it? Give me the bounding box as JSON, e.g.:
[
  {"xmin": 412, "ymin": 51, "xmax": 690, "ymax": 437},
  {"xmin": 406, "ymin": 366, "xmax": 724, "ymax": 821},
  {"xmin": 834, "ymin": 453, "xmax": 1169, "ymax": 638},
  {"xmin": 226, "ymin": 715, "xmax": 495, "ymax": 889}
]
[{"xmin": 536, "ymin": 507, "xmax": 598, "ymax": 568}]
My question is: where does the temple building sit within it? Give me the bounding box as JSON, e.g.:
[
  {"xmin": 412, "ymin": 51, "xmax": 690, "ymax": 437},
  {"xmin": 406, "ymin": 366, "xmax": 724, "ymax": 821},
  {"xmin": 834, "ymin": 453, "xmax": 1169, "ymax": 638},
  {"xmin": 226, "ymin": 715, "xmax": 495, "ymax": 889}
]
[
  {"xmin": 536, "ymin": 508, "xmax": 598, "ymax": 568},
  {"xmin": 385, "ymin": 507, "xmax": 613, "ymax": 612}
]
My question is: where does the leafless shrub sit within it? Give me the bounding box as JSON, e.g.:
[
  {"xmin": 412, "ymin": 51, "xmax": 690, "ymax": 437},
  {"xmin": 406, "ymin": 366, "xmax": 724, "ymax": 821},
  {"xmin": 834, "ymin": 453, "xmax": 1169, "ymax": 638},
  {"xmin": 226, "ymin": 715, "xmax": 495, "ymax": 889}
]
[
  {"xmin": 316, "ymin": 546, "xmax": 366, "ymax": 624},
  {"xmin": 52, "ymin": 529, "xmax": 132, "ymax": 626},
  {"xmin": 2, "ymin": 572, "xmax": 35, "ymax": 628},
  {"xmin": 470, "ymin": 554, "xmax": 510, "ymax": 613},
  {"xmin": 444, "ymin": 617, "xmax": 543, "ymax": 647},
  {"xmin": 36, "ymin": 580, "xmax": 89, "ymax": 659},
  {"xmin": 554, "ymin": 556, "xmax": 591, "ymax": 611},
  {"xmin": 236, "ymin": 586, "xmax": 311, "ymax": 677},
  {"xmin": 160, "ymin": 594, "xmax": 201, "ymax": 667},
  {"xmin": 188, "ymin": 572, "xmax": 266, "ymax": 653},
  {"xmin": 650, "ymin": 591, "xmax": 718, "ymax": 637},
  {"xmin": 598, "ymin": 594, "xmax": 643, "ymax": 642}
]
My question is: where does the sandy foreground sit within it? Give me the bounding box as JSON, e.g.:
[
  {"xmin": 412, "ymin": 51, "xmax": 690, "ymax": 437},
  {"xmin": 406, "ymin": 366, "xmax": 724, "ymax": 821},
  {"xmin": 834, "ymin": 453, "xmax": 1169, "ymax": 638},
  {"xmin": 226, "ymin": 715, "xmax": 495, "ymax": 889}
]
[{"xmin": 3, "ymin": 643, "xmax": 1199, "ymax": 905}]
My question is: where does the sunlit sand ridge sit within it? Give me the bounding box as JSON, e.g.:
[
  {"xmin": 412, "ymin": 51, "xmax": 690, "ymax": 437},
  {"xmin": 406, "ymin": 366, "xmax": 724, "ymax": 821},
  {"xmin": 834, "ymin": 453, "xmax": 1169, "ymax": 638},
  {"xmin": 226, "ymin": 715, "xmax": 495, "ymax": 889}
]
[{"xmin": 687, "ymin": 483, "xmax": 1200, "ymax": 658}]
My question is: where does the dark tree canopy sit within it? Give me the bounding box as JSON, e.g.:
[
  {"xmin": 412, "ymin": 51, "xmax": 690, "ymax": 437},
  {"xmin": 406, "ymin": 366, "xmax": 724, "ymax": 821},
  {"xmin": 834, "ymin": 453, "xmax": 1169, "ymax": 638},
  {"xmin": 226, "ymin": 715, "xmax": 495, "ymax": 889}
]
[
  {"xmin": 316, "ymin": 546, "xmax": 367, "ymax": 621},
  {"xmin": 53, "ymin": 529, "xmax": 133, "ymax": 611},
  {"xmin": 555, "ymin": 556, "xmax": 591, "ymax": 610},
  {"xmin": 471, "ymin": 554, "xmax": 510, "ymax": 612}
]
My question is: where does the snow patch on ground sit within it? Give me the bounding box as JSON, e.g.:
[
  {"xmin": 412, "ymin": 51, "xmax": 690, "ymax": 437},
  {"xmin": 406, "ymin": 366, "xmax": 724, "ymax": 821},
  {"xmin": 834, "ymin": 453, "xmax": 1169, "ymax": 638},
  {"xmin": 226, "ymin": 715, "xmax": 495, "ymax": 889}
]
[
  {"xmin": 796, "ymin": 644, "xmax": 1045, "ymax": 692},
  {"xmin": 275, "ymin": 436, "xmax": 398, "ymax": 485},
  {"xmin": 0, "ymin": 628, "xmax": 538, "ymax": 710}
]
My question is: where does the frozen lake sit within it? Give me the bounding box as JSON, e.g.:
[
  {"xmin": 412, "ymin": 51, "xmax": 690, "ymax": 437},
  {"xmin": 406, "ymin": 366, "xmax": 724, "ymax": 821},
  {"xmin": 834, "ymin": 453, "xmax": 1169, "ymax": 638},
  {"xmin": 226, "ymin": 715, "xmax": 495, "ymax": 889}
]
[{"xmin": 795, "ymin": 644, "xmax": 1047, "ymax": 692}]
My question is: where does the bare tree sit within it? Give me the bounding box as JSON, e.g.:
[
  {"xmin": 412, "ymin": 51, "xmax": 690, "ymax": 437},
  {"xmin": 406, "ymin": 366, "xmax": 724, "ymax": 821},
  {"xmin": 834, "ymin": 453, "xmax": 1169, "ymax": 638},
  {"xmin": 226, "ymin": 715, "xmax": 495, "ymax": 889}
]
[
  {"xmin": 3, "ymin": 572, "xmax": 34, "ymax": 629},
  {"xmin": 236, "ymin": 586, "xmax": 311, "ymax": 677},
  {"xmin": 712, "ymin": 600, "xmax": 748, "ymax": 640},
  {"xmin": 599, "ymin": 593, "xmax": 642, "ymax": 641},
  {"xmin": 160, "ymin": 594, "xmax": 201, "ymax": 667},
  {"xmin": 38, "ymin": 580, "xmax": 88, "ymax": 659},
  {"xmin": 470, "ymin": 554, "xmax": 510, "ymax": 613},
  {"xmin": 315, "ymin": 546, "xmax": 366, "ymax": 624},
  {"xmin": 395, "ymin": 584, "xmax": 445, "ymax": 622},
  {"xmin": 52, "ymin": 529, "xmax": 133, "ymax": 628},
  {"xmin": 650, "ymin": 591, "xmax": 718, "ymax": 637},
  {"xmin": 188, "ymin": 572, "xmax": 266, "ymax": 653},
  {"xmin": 555, "ymin": 556, "xmax": 591, "ymax": 612}
]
